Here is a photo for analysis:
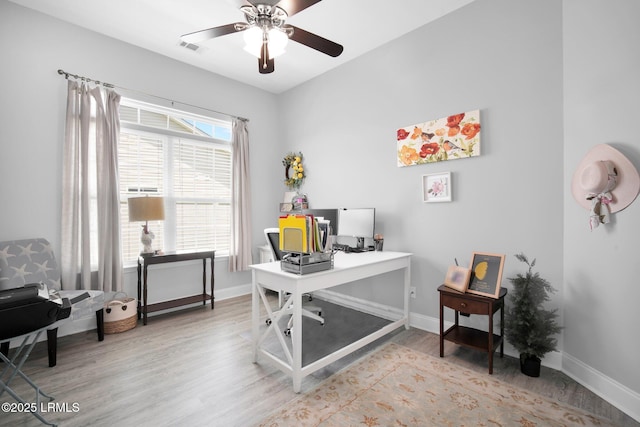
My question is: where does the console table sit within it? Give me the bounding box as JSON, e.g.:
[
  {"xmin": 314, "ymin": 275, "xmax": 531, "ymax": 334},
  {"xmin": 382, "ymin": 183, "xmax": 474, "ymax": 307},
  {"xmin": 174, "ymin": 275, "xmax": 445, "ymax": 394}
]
[
  {"xmin": 137, "ymin": 250, "xmax": 215, "ymax": 325},
  {"xmin": 438, "ymin": 284, "xmax": 507, "ymax": 374},
  {"xmin": 250, "ymin": 251, "xmax": 411, "ymax": 392}
]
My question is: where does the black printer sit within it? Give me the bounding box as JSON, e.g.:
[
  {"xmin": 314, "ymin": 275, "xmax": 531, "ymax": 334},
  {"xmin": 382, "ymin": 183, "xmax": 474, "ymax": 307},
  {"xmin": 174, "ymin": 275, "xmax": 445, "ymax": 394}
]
[{"xmin": 0, "ymin": 283, "xmax": 71, "ymax": 341}]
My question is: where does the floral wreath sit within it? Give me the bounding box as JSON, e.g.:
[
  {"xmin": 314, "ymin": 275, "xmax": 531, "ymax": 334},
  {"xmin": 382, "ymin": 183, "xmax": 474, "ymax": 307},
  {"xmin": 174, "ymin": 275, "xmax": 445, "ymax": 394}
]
[{"xmin": 283, "ymin": 152, "xmax": 305, "ymax": 190}]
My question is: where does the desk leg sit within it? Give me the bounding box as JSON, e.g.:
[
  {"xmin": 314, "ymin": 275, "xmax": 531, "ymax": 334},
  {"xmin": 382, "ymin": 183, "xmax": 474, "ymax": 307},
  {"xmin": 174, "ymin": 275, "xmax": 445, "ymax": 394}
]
[
  {"xmin": 143, "ymin": 265, "xmax": 149, "ymax": 326},
  {"xmin": 251, "ymin": 270, "xmax": 259, "ymax": 363},
  {"xmin": 211, "ymin": 253, "xmax": 215, "ymax": 310},
  {"xmin": 137, "ymin": 261, "xmax": 142, "ymax": 320},
  {"xmin": 403, "ymin": 264, "xmax": 411, "ymax": 330},
  {"xmin": 202, "ymin": 258, "xmax": 206, "ymax": 306},
  {"xmin": 488, "ymin": 311, "xmax": 494, "ymax": 375},
  {"xmin": 439, "ymin": 298, "xmax": 444, "ymax": 357},
  {"xmin": 292, "ymin": 288, "xmax": 302, "ymax": 393},
  {"xmin": 500, "ymin": 301, "xmax": 504, "ymax": 357}
]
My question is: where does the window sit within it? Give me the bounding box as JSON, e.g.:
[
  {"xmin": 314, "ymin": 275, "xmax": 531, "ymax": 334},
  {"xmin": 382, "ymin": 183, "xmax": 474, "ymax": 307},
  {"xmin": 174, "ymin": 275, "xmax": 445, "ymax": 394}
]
[{"xmin": 118, "ymin": 99, "xmax": 232, "ymax": 263}]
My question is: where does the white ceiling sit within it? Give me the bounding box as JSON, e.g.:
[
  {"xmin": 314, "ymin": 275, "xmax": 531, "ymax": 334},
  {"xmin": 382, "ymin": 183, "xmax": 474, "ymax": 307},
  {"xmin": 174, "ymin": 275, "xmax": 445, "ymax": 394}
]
[{"xmin": 9, "ymin": 0, "xmax": 475, "ymax": 94}]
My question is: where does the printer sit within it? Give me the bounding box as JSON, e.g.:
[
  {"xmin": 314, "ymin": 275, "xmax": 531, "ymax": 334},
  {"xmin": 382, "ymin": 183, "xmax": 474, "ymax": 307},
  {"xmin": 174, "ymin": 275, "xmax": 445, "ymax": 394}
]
[{"xmin": 0, "ymin": 282, "xmax": 71, "ymax": 341}]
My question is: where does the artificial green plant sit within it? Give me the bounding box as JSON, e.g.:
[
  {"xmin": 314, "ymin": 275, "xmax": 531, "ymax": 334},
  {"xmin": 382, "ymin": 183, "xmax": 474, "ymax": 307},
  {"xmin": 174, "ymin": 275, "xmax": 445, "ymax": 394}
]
[{"xmin": 505, "ymin": 253, "xmax": 562, "ymax": 361}]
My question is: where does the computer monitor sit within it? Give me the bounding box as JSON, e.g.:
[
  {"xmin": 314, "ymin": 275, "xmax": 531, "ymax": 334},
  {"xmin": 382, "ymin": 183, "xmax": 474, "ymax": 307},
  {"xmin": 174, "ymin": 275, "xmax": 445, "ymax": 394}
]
[{"xmin": 337, "ymin": 208, "xmax": 375, "ymax": 249}]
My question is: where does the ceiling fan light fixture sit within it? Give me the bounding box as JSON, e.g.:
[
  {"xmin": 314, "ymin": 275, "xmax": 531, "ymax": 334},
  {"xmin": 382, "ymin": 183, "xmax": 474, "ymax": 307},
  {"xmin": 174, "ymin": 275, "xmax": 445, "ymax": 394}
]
[
  {"xmin": 243, "ymin": 27, "xmax": 288, "ymax": 59},
  {"xmin": 182, "ymin": 0, "xmax": 343, "ymax": 74},
  {"xmin": 242, "ymin": 26, "xmax": 262, "ymax": 57},
  {"xmin": 268, "ymin": 28, "xmax": 288, "ymax": 57}
]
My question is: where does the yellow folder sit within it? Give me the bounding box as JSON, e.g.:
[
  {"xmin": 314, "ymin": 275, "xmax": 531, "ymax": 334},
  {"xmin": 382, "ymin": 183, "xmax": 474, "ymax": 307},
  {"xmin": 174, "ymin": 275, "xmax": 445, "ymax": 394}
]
[{"xmin": 279, "ymin": 215, "xmax": 308, "ymax": 253}]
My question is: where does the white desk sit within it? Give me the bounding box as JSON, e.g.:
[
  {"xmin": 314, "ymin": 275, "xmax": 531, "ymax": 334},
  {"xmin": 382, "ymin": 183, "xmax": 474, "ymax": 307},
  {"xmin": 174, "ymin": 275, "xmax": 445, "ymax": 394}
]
[{"xmin": 250, "ymin": 251, "xmax": 411, "ymax": 392}]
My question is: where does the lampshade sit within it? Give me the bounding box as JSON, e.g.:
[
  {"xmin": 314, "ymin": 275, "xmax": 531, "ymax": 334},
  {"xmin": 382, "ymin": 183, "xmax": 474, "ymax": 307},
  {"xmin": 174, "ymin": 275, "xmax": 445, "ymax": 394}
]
[
  {"xmin": 128, "ymin": 197, "xmax": 165, "ymax": 222},
  {"xmin": 243, "ymin": 27, "xmax": 288, "ymax": 59}
]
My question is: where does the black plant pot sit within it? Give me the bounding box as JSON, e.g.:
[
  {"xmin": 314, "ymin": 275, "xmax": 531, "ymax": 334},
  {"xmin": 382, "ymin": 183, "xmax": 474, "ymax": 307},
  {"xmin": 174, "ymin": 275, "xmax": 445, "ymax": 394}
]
[{"xmin": 520, "ymin": 354, "xmax": 541, "ymax": 377}]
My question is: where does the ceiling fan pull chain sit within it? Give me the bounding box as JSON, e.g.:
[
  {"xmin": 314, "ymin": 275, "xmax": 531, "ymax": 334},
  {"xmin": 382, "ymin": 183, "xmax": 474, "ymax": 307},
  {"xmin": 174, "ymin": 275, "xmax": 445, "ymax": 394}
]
[{"xmin": 262, "ymin": 33, "xmax": 269, "ymax": 69}]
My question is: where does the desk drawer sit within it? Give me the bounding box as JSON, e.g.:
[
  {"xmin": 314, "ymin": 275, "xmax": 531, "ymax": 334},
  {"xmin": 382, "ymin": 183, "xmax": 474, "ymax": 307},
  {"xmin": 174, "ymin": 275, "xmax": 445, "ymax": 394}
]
[{"xmin": 441, "ymin": 294, "xmax": 487, "ymax": 315}]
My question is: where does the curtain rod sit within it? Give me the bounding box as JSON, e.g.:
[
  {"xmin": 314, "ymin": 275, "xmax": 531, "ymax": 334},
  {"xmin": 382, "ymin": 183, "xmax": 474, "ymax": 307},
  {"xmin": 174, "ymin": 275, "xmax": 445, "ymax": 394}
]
[{"xmin": 57, "ymin": 69, "xmax": 249, "ymax": 122}]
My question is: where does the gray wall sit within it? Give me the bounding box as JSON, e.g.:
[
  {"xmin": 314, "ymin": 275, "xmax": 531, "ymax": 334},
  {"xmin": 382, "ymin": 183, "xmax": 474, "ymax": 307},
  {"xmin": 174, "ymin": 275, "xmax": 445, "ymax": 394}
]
[
  {"xmin": 563, "ymin": 0, "xmax": 640, "ymax": 415},
  {"xmin": 280, "ymin": 0, "xmax": 564, "ymax": 353},
  {"xmin": 1, "ymin": 0, "xmax": 639, "ymax": 421},
  {"xmin": 0, "ymin": 0, "xmax": 281, "ymax": 303}
]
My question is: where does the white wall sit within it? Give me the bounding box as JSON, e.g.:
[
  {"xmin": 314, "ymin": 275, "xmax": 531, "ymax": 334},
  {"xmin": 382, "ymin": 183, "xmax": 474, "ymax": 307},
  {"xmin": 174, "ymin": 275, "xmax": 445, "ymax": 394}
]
[
  {"xmin": 0, "ymin": 0, "xmax": 282, "ymax": 303},
  {"xmin": 563, "ymin": 0, "xmax": 640, "ymax": 419}
]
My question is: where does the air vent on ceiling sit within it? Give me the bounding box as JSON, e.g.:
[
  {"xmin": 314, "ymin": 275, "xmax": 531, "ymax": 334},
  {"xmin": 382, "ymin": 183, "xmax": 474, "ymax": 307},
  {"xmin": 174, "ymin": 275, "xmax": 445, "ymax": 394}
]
[{"xmin": 179, "ymin": 41, "xmax": 201, "ymax": 52}]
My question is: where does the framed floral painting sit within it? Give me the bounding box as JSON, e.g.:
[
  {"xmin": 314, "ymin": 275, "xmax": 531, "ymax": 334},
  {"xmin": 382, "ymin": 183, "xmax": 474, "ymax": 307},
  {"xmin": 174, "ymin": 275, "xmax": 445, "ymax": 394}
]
[
  {"xmin": 423, "ymin": 172, "xmax": 451, "ymax": 203},
  {"xmin": 397, "ymin": 109, "xmax": 481, "ymax": 167}
]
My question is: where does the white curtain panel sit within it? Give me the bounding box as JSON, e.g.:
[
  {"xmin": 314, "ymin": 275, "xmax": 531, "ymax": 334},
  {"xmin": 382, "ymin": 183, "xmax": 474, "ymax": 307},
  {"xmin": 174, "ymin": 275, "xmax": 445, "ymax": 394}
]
[
  {"xmin": 61, "ymin": 80, "xmax": 123, "ymax": 292},
  {"xmin": 94, "ymin": 88, "xmax": 123, "ymax": 292},
  {"xmin": 228, "ymin": 119, "xmax": 253, "ymax": 272}
]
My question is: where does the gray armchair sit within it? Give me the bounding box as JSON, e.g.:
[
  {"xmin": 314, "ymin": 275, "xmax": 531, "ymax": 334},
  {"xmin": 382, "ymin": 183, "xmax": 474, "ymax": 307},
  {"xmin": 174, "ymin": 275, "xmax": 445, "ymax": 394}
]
[{"xmin": 0, "ymin": 238, "xmax": 105, "ymax": 366}]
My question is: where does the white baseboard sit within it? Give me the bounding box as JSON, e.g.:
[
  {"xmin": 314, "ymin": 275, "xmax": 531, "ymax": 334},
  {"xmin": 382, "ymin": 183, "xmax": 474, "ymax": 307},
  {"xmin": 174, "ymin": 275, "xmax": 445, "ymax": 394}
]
[
  {"xmin": 312, "ymin": 289, "xmax": 403, "ymax": 321},
  {"xmin": 215, "ymin": 283, "xmax": 252, "ymax": 302},
  {"xmin": 312, "ymin": 289, "xmax": 636, "ymax": 423},
  {"xmin": 563, "ymin": 352, "xmax": 640, "ymax": 423}
]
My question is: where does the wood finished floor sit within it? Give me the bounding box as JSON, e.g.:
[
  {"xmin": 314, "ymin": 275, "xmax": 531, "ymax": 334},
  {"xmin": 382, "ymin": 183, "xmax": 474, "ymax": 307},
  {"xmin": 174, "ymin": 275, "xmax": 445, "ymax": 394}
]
[{"xmin": 1, "ymin": 294, "xmax": 638, "ymax": 427}]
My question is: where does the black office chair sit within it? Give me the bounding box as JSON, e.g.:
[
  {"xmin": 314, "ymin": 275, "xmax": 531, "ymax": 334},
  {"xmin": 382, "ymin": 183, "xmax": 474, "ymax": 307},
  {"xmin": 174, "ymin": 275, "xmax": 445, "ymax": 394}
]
[{"xmin": 263, "ymin": 228, "xmax": 324, "ymax": 335}]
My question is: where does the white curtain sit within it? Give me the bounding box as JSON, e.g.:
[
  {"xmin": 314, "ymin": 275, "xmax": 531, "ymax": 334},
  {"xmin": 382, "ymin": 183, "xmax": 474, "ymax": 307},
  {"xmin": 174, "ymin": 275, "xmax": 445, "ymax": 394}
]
[
  {"xmin": 61, "ymin": 80, "xmax": 123, "ymax": 292},
  {"xmin": 228, "ymin": 119, "xmax": 253, "ymax": 272}
]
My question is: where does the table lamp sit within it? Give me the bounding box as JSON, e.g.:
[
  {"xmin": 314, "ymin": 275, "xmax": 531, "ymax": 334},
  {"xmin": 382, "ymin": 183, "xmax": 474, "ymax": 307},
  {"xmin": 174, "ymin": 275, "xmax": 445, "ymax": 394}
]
[{"xmin": 128, "ymin": 196, "xmax": 165, "ymax": 254}]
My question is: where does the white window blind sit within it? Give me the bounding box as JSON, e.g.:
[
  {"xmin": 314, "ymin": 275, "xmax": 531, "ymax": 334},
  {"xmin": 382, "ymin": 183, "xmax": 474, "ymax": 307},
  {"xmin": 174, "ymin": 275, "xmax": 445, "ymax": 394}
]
[{"xmin": 118, "ymin": 99, "xmax": 232, "ymax": 263}]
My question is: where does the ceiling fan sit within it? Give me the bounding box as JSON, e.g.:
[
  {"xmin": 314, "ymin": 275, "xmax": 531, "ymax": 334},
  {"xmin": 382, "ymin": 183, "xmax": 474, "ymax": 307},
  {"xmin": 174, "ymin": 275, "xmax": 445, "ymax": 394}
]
[{"xmin": 181, "ymin": 0, "xmax": 343, "ymax": 74}]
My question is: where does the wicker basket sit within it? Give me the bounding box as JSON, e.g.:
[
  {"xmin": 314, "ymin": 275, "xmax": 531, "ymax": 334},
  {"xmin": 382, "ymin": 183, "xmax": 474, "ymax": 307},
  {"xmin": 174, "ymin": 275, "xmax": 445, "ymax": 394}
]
[{"xmin": 104, "ymin": 295, "xmax": 137, "ymax": 334}]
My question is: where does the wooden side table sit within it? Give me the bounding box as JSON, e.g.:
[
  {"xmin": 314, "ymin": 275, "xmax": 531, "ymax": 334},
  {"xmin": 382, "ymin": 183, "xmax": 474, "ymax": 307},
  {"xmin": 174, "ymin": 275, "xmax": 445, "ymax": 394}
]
[
  {"xmin": 438, "ymin": 284, "xmax": 507, "ymax": 374},
  {"xmin": 137, "ymin": 250, "xmax": 215, "ymax": 325}
]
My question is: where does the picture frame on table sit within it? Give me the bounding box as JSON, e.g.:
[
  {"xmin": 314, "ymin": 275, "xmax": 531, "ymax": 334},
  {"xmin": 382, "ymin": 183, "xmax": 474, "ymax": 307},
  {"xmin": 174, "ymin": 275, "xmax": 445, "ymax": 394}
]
[
  {"xmin": 443, "ymin": 265, "xmax": 471, "ymax": 293},
  {"xmin": 466, "ymin": 252, "xmax": 505, "ymax": 299},
  {"xmin": 422, "ymin": 172, "xmax": 452, "ymax": 203}
]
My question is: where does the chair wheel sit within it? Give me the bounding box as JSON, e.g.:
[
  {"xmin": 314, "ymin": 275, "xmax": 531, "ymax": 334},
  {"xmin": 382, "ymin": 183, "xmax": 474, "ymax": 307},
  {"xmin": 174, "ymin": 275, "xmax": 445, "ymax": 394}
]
[
  {"xmin": 318, "ymin": 311, "xmax": 322, "ymax": 317},
  {"xmin": 308, "ymin": 295, "xmax": 313, "ymax": 301},
  {"xmin": 284, "ymin": 328, "xmax": 291, "ymax": 336},
  {"xmin": 265, "ymin": 319, "xmax": 272, "ymax": 326}
]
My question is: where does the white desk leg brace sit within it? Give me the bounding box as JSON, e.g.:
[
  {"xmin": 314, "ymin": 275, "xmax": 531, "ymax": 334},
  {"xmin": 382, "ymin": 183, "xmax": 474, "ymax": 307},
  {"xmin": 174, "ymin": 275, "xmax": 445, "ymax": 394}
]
[
  {"xmin": 257, "ymin": 285, "xmax": 294, "ymax": 366},
  {"xmin": 292, "ymin": 288, "xmax": 303, "ymax": 393},
  {"xmin": 252, "ymin": 272, "xmax": 294, "ymax": 367},
  {"xmin": 0, "ymin": 330, "xmax": 57, "ymax": 427}
]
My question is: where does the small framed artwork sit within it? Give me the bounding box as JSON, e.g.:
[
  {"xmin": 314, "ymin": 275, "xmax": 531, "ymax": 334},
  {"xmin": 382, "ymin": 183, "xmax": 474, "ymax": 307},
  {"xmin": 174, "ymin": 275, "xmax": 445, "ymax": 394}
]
[
  {"xmin": 443, "ymin": 265, "xmax": 471, "ymax": 293},
  {"xmin": 280, "ymin": 203, "xmax": 293, "ymax": 212},
  {"xmin": 422, "ymin": 172, "xmax": 452, "ymax": 203},
  {"xmin": 466, "ymin": 252, "xmax": 505, "ymax": 299}
]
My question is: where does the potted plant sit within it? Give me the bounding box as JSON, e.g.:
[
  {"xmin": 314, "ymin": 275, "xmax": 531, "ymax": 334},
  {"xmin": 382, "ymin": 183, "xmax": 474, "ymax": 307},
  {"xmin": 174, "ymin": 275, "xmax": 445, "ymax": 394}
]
[{"xmin": 505, "ymin": 253, "xmax": 562, "ymax": 377}]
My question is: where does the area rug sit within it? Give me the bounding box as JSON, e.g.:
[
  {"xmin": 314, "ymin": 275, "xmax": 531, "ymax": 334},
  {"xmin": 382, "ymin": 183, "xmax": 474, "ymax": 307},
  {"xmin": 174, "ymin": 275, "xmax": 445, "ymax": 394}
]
[{"xmin": 257, "ymin": 342, "xmax": 615, "ymax": 427}]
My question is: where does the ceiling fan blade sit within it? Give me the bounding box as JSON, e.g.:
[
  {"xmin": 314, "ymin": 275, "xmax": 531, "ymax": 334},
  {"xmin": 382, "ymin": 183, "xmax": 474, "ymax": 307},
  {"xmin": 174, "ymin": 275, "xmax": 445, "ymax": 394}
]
[
  {"xmin": 258, "ymin": 42, "xmax": 275, "ymax": 74},
  {"xmin": 288, "ymin": 25, "xmax": 343, "ymax": 57},
  {"xmin": 181, "ymin": 23, "xmax": 244, "ymax": 44},
  {"xmin": 274, "ymin": 0, "xmax": 322, "ymax": 17}
]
